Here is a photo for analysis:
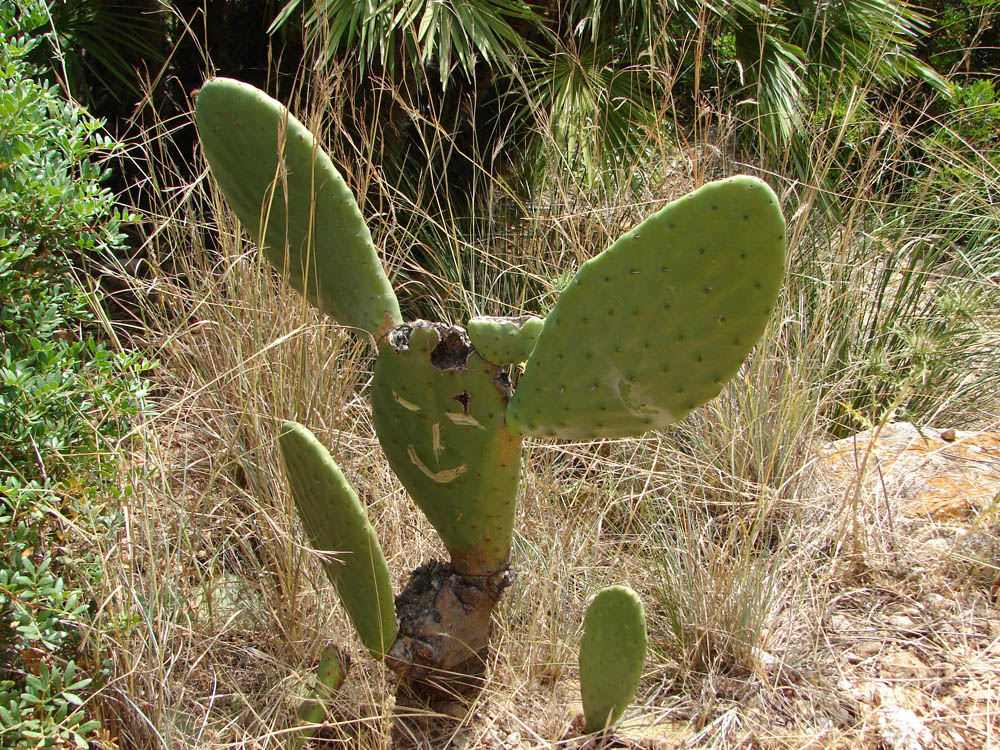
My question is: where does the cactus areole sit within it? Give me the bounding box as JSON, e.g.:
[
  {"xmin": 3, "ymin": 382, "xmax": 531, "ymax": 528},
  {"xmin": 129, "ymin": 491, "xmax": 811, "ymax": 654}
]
[{"xmin": 194, "ymin": 77, "xmax": 786, "ymax": 685}]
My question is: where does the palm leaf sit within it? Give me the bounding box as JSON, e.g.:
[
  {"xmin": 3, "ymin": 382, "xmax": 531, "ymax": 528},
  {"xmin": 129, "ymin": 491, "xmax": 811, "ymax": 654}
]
[{"xmin": 275, "ymin": 0, "xmax": 544, "ymax": 87}]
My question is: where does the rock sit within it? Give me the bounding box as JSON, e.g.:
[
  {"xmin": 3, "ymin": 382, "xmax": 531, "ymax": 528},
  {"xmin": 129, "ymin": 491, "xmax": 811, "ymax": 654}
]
[
  {"xmin": 876, "ymin": 704, "xmax": 932, "ymax": 750},
  {"xmin": 854, "ymin": 640, "xmax": 883, "ymax": 661},
  {"xmin": 807, "ymin": 422, "xmax": 1000, "ymax": 522},
  {"xmin": 888, "ymin": 614, "xmax": 917, "ymax": 630},
  {"xmin": 880, "ymin": 649, "xmax": 929, "ymax": 680},
  {"xmin": 828, "ymin": 613, "xmax": 852, "ymax": 633},
  {"xmin": 921, "ymin": 593, "xmax": 950, "ymax": 612}
]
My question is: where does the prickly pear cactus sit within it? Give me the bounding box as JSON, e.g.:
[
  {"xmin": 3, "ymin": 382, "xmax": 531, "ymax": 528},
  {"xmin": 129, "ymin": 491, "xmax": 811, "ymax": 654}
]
[
  {"xmin": 467, "ymin": 316, "xmax": 544, "ymax": 365},
  {"xmin": 370, "ymin": 322, "xmax": 521, "ymax": 576},
  {"xmin": 278, "ymin": 422, "xmax": 396, "ymax": 658},
  {"xmin": 579, "ymin": 585, "xmax": 647, "ymax": 733},
  {"xmin": 195, "ymin": 78, "xmax": 400, "ymax": 337},
  {"xmin": 294, "ymin": 645, "xmax": 347, "ymax": 747},
  {"xmin": 192, "ymin": 76, "xmax": 786, "ymax": 693},
  {"xmin": 506, "ymin": 177, "xmax": 785, "ymax": 439}
]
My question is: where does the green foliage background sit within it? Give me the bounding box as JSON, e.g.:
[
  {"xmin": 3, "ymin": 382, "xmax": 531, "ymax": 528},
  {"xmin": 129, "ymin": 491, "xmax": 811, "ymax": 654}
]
[{"xmin": 0, "ymin": 2, "xmax": 148, "ymax": 747}]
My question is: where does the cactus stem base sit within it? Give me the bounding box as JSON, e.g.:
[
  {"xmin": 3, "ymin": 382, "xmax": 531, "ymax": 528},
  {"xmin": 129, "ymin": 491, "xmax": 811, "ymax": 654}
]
[{"xmin": 387, "ymin": 560, "xmax": 513, "ymax": 685}]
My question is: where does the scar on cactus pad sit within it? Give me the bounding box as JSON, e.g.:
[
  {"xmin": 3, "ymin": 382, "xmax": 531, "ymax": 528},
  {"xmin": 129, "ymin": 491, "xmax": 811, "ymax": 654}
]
[{"xmin": 194, "ymin": 77, "xmax": 785, "ymax": 689}]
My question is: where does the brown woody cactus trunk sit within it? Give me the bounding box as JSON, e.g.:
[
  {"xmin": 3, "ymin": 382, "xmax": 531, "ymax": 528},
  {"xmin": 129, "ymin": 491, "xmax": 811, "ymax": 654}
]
[{"xmin": 387, "ymin": 561, "xmax": 513, "ymax": 684}]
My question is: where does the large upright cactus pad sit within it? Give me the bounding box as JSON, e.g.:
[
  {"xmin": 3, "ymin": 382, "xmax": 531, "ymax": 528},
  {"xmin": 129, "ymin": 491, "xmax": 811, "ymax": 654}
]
[
  {"xmin": 195, "ymin": 78, "xmax": 401, "ymax": 336},
  {"xmin": 278, "ymin": 422, "xmax": 397, "ymax": 657},
  {"xmin": 506, "ymin": 176, "xmax": 785, "ymax": 439},
  {"xmin": 370, "ymin": 322, "xmax": 522, "ymax": 576},
  {"xmin": 579, "ymin": 585, "xmax": 647, "ymax": 733}
]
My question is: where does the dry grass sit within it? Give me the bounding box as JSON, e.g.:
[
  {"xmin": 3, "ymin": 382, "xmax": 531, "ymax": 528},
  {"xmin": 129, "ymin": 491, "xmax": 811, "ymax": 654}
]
[{"xmin": 83, "ymin": 20, "xmax": 1000, "ymax": 750}]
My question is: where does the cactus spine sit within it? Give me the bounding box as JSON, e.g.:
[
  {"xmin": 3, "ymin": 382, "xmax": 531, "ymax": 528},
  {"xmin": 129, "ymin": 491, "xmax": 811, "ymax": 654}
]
[{"xmin": 194, "ymin": 78, "xmax": 785, "ymax": 691}]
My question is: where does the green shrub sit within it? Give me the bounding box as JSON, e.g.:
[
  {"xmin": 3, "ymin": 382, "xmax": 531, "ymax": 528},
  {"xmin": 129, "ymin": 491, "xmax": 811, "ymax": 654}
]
[
  {"xmin": 0, "ymin": 480, "xmax": 104, "ymax": 748},
  {"xmin": 0, "ymin": 4, "xmax": 141, "ymax": 472},
  {"xmin": 0, "ymin": 2, "xmax": 148, "ymax": 747}
]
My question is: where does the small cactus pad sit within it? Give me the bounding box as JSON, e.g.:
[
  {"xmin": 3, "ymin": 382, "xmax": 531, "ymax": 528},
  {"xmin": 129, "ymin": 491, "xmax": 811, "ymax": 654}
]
[
  {"xmin": 506, "ymin": 176, "xmax": 785, "ymax": 439},
  {"xmin": 370, "ymin": 322, "xmax": 522, "ymax": 576},
  {"xmin": 278, "ymin": 422, "xmax": 396, "ymax": 657},
  {"xmin": 579, "ymin": 585, "xmax": 647, "ymax": 733},
  {"xmin": 467, "ymin": 316, "xmax": 544, "ymax": 364},
  {"xmin": 195, "ymin": 78, "xmax": 401, "ymax": 336},
  {"xmin": 294, "ymin": 645, "xmax": 347, "ymax": 746}
]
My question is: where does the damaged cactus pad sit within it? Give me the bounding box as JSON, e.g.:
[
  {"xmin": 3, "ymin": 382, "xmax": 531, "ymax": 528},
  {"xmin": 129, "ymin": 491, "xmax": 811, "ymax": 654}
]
[{"xmin": 371, "ymin": 322, "xmax": 522, "ymax": 576}]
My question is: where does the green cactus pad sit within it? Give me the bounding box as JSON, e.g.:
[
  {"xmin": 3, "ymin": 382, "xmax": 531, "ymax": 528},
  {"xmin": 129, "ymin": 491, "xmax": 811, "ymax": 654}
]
[
  {"xmin": 506, "ymin": 176, "xmax": 785, "ymax": 439},
  {"xmin": 278, "ymin": 422, "xmax": 396, "ymax": 657},
  {"xmin": 579, "ymin": 585, "xmax": 647, "ymax": 733},
  {"xmin": 467, "ymin": 316, "xmax": 544, "ymax": 365},
  {"xmin": 294, "ymin": 645, "xmax": 347, "ymax": 746},
  {"xmin": 370, "ymin": 322, "xmax": 522, "ymax": 576},
  {"xmin": 195, "ymin": 78, "xmax": 401, "ymax": 337}
]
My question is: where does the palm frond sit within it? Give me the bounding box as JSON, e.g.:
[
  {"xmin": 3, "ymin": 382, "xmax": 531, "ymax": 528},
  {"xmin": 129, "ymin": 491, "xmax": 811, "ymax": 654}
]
[
  {"xmin": 733, "ymin": 20, "xmax": 807, "ymax": 146},
  {"xmin": 785, "ymin": 0, "xmax": 952, "ymax": 95},
  {"xmin": 525, "ymin": 41, "xmax": 660, "ymax": 183},
  {"xmin": 277, "ymin": 0, "xmax": 544, "ymax": 87},
  {"xmin": 41, "ymin": 0, "xmax": 164, "ymax": 103}
]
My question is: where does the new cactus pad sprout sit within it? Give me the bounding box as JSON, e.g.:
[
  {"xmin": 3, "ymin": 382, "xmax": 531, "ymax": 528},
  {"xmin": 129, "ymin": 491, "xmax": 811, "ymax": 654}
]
[
  {"xmin": 579, "ymin": 585, "xmax": 648, "ymax": 733},
  {"xmin": 194, "ymin": 78, "xmax": 786, "ymax": 700}
]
